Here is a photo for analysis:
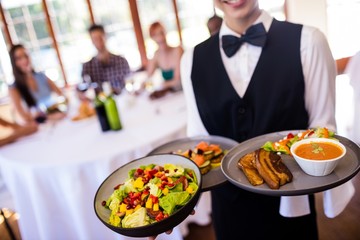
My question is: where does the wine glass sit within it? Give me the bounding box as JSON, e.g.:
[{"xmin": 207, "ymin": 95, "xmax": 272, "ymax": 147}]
[
  {"xmin": 124, "ymin": 74, "xmax": 138, "ymax": 107},
  {"xmin": 125, "ymin": 74, "xmax": 135, "ymax": 95},
  {"xmin": 31, "ymin": 105, "xmax": 47, "ymax": 124},
  {"xmin": 144, "ymin": 81, "xmax": 154, "ymax": 93}
]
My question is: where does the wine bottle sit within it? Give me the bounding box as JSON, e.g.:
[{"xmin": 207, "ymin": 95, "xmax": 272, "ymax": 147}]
[
  {"xmin": 94, "ymin": 91, "xmax": 110, "ymax": 132},
  {"xmin": 103, "ymin": 82, "xmax": 123, "ymax": 131}
]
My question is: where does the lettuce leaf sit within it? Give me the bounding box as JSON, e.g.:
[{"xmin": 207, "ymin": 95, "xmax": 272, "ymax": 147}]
[
  {"xmin": 128, "ymin": 169, "xmax": 136, "ymax": 179},
  {"xmin": 106, "ymin": 189, "xmax": 125, "ymax": 208},
  {"xmin": 185, "ymin": 169, "xmax": 197, "ymax": 184},
  {"xmin": 109, "ymin": 213, "xmax": 121, "ymax": 227},
  {"xmin": 122, "ymin": 207, "xmax": 150, "ymax": 228},
  {"xmin": 170, "ymin": 182, "xmax": 183, "ymax": 192},
  {"xmin": 164, "ymin": 164, "xmax": 184, "ymax": 177},
  {"xmin": 121, "ymin": 179, "xmax": 137, "ymax": 194},
  {"xmin": 261, "ymin": 141, "xmax": 275, "ymax": 152},
  {"xmin": 159, "ymin": 191, "xmax": 190, "ymax": 215},
  {"xmin": 188, "ymin": 182, "xmax": 198, "ymax": 194},
  {"xmin": 148, "ymin": 182, "xmax": 161, "ymax": 197}
]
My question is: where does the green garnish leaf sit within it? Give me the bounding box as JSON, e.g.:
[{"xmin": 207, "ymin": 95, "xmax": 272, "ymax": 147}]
[{"xmin": 311, "ymin": 143, "xmax": 325, "ymax": 155}]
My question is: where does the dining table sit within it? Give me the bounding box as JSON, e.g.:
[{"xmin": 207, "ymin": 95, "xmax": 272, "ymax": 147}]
[{"xmin": 0, "ymin": 89, "xmax": 212, "ymax": 240}]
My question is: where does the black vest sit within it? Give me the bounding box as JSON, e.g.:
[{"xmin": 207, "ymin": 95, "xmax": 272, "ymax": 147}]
[{"xmin": 191, "ymin": 19, "xmax": 309, "ymax": 143}]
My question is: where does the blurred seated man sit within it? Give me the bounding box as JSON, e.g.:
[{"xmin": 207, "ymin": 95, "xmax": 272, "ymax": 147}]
[
  {"xmin": 0, "ymin": 117, "xmax": 38, "ymax": 147},
  {"xmin": 145, "ymin": 22, "xmax": 183, "ymax": 99},
  {"xmin": 82, "ymin": 24, "xmax": 131, "ymax": 95},
  {"xmin": 207, "ymin": 14, "xmax": 223, "ymax": 36}
]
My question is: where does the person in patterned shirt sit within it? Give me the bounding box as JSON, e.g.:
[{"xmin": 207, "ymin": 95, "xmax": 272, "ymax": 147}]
[{"xmin": 82, "ymin": 24, "xmax": 130, "ymax": 94}]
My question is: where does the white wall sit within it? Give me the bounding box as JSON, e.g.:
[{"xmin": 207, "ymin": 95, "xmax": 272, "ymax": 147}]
[{"xmin": 286, "ymin": 0, "xmax": 328, "ymax": 37}]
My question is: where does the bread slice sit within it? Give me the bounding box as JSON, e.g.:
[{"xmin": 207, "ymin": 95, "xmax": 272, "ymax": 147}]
[
  {"xmin": 255, "ymin": 149, "xmax": 293, "ymax": 189},
  {"xmin": 238, "ymin": 152, "xmax": 264, "ymax": 186}
]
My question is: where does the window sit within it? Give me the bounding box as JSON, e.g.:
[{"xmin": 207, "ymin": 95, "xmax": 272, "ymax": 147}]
[
  {"xmin": 176, "ymin": 0, "xmax": 215, "ymax": 49},
  {"xmin": 0, "ymin": 0, "xmax": 287, "ymax": 99},
  {"xmin": 2, "ymin": 0, "xmax": 62, "ymax": 86},
  {"xmin": 137, "ymin": 0, "xmax": 179, "ymax": 59},
  {"xmin": 0, "ymin": 50, "xmax": 9, "ymax": 99},
  {"xmin": 327, "ymin": 0, "xmax": 360, "ymax": 59},
  {"xmin": 91, "ymin": 0, "xmax": 140, "ymax": 69},
  {"xmin": 176, "ymin": 0, "xmax": 286, "ymax": 50},
  {"xmin": 47, "ymin": 0, "xmax": 91, "ymax": 85},
  {"xmin": 0, "ymin": 24, "xmax": 11, "ymax": 99},
  {"xmin": 259, "ymin": 0, "xmax": 286, "ymax": 21}
]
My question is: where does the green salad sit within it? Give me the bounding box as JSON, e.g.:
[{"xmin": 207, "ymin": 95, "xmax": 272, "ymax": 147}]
[
  {"xmin": 103, "ymin": 163, "xmax": 199, "ymax": 228},
  {"xmin": 261, "ymin": 127, "xmax": 336, "ymax": 155}
]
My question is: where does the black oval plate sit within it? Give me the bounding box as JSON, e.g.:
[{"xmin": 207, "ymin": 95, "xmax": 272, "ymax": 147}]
[
  {"xmin": 94, "ymin": 154, "xmax": 202, "ymax": 237},
  {"xmin": 221, "ymin": 130, "xmax": 360, "ymax": 196},
  {"xmin": 147, "ymin": 135, "xmax": 239, "ymax": 191}
]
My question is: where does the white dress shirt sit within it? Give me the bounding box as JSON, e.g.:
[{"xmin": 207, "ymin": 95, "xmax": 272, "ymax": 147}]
[{"xmin": 180, "ymin": 10, "xmax": 354, "ymax": 218}]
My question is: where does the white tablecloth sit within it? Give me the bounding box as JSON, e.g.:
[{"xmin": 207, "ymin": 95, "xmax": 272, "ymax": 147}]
[{"xmin": 0, "ymin": 91, "xmax": 211, "ymax": 240}]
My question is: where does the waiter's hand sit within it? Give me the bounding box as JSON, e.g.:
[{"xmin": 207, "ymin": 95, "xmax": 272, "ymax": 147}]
[
  {"xmin": 147, "ymin": 209, "xmax": 195, "ymax": 240},
  {"xmin": 148, "ymin": 229, "xmax": 173, "ymax": 240}
]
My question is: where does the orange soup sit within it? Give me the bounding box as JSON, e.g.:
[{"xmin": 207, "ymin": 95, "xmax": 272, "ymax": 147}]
[{"xmin": 294, "ymin": 142, "xmax": 343, "ymax": 160}]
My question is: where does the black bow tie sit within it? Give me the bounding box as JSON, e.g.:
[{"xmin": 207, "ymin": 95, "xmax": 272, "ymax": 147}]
[{"xmin": 222, "ymin": 23, "xmax": 267, "ymax": 58}]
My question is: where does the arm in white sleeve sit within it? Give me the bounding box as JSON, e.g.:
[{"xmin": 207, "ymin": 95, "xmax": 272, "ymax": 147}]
[
  {"xmin": 345, "ymin": 51, "xmax": 360, "ymax": 88},
  {"xmin": 301, "ymin": 26, "xmax": 337, "ymax": 132},
  {"xmin": 180, "ymin": 49, "xmax": 209, "ymax": 137}
]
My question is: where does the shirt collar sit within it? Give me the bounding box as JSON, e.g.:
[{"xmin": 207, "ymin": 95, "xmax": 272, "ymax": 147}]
[
  {"xmin": 219, "ymin": 10, "xmax": 273, "ymax": 38},
  {"xmin": 94, "ymin": 53, "xmax": 115, "ymax": 67}
]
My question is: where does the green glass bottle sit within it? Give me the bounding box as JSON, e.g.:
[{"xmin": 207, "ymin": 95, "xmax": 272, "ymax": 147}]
[
  {"xmin": 94, "ymin": 92, "xmax": 111, "ymax": 132},
  {"xmin": 103, "ymin": 82, "xmax": 122, "ymax": 131}
]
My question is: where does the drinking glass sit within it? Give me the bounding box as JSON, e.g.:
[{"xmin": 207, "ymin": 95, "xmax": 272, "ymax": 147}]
[{"xmin": 125, "ymin": 74, "xmax": 135, "ymax": 95}]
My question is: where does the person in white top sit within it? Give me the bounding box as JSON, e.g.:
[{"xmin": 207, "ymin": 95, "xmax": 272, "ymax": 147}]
[
  {"xmin": 344, "ymin": 51, "xmax": 360, "ymax": 144},
  {"xmin": 179, "ymin": 0, "xmax": 340, "ymax": 239}
]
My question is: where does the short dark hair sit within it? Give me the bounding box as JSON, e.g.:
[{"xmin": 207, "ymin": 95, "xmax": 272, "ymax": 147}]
[
  {"xmin": 207, "ymin": 14, "xmax": 223, "ymax": 25},
  {"xmin": 88, "ymin": 24, "xmax": 105, "ymax": 34},
  {"xmin": 207, "ymin": 14, "xmax": 223, "ymax": 36}
]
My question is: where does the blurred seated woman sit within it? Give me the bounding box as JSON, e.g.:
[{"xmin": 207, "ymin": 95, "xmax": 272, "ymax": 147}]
[
  {"xmin": 8, "ymin": 44, "xmax": 67, "ymax": 123},
  {"xmin": 0, "ymin": 117, "xmax": 38, "ymax": 147},
  {"xmin": 146, "ymin": 22, "xmax": 183, "ymax": 99}
]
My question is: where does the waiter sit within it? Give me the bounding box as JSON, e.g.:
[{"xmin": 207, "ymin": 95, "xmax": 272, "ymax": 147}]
[{"xmin": 180, "ymin": 0, "xmax": 336, "ymax": 239}]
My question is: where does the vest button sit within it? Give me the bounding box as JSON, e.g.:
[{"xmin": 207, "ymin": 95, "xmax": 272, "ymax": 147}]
[{"xmin": 238, "ymin": 107, "xmax": 246, "ymax": 114}]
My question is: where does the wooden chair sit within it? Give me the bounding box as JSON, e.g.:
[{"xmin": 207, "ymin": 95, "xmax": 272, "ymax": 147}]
[{"xmin": 0, "ymin": 208, "xmax": 19, "ymax": 240}]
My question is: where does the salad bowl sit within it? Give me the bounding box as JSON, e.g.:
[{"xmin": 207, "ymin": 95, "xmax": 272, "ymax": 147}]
[{"xmin": 94, "ymin": 154, "xmax": 202, "ymax": 237}]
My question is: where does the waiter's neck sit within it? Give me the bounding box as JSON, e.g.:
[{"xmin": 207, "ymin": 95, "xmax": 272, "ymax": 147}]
[{"xmin": 225, "ymin": 8, "xmax": 262, "ymax": 34}]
